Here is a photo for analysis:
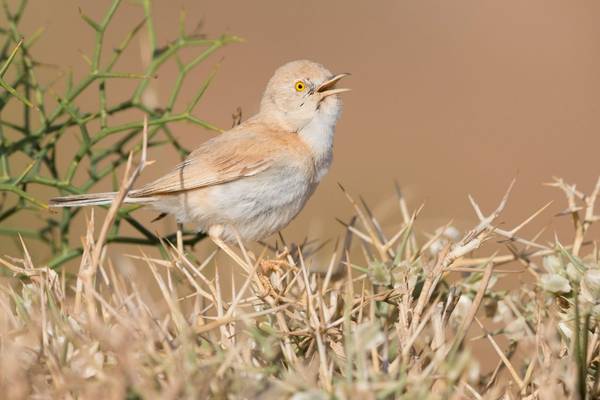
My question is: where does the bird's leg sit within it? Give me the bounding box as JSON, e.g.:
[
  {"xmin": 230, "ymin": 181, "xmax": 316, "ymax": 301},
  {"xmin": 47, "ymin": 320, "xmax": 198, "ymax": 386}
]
[
  {"xmin": 209, "ymin": 225, "xmax": 252, "ymax": 274},
  {"xmin": 176, "ymin": 222, "xmax": 184, "ymax": 258},
  {"xmin": 241, "ymin": 250, "xmax": 285, "ymax": 273},
  {"xmin": 259, "ymin": 244, "xmax": 291, "ymax": 274},
  {"xmin": 242, "ymin": 249, "xmax": 283, "ymax": 285},
  {"xmin": 260, "ymin": 258, "xmax": 288, "ymax": 274},
  {"xmin": 210, "ymin": 228, "xmax": 276, "ymax": 300},
  {"xmin": 256, "ymin": 256, "xmax": 293, "ymax": 304}
]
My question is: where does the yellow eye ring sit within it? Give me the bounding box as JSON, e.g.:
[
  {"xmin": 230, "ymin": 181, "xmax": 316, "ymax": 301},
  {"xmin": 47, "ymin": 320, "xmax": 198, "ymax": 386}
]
[{"xmin": 295, "ymin": 81, "xmax": 306, "ymax": 92}]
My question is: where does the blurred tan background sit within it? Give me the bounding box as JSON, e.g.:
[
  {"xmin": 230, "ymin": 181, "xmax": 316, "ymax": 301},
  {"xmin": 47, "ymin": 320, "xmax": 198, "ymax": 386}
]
[{"xmin": 2, "ymin": 0, "xmax": 600, "ymax": 259}]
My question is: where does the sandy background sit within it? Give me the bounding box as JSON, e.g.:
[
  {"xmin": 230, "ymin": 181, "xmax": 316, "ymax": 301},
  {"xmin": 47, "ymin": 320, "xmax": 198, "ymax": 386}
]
[{"xmin": 1, "ymin": 0, "xmax": 599, "ymax": 259}]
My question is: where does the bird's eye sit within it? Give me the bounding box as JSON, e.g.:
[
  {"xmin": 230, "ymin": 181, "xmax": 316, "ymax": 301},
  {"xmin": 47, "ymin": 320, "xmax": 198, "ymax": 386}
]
[{"xmin": 295, "ymin": 81, "xmax": 306, "ymax": 92}]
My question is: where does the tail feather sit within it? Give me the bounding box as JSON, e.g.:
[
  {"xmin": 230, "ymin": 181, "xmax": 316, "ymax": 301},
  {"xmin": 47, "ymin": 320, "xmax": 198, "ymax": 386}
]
[{"xmin": 49, "ymin": 192, "xmax": 152, "ymax": 208}]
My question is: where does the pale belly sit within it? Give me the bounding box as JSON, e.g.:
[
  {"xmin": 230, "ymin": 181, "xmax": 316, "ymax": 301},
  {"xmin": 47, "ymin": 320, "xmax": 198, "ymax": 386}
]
[{"xmin": 151, "ymin": 164, "xmax": 316, "ymax": 242}]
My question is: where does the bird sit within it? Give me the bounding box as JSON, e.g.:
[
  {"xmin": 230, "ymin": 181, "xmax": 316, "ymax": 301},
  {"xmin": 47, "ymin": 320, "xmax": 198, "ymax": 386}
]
[{"xmin": 49, "ymin": 60, "xmax": 350, "ymax": 242}]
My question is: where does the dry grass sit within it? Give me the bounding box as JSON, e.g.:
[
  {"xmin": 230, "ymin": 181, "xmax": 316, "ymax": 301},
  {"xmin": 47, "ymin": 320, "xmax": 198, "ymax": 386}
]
[
  {"xmin": 1, "ymin": 1, "xmax": 600, "ymax": 399},
  {"xmin": 2, "ymin": 129, "xmax": 600, "ymax": 398}
]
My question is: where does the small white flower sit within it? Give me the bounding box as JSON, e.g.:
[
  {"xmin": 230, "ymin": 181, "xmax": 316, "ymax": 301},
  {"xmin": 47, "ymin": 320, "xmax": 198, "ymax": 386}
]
[
  {"xmin": 450, "ymin": 295, "xmax": 473, "ymax": 328},
  {"xmin": 429, "ymin": 239, "xmax": 445, "ymax": 256},
  {"xmin": 492, "ymin": 301, "xmax": 512, "ymax": 324},
  {"xmin": 566, "ymin": 263, "xmax": 583, "ymax": 283},
  {"xmin": 442, "ymin": 226, "xmax": 460, "ymax": 241},
  {"xmin": 558, "ymin": 321, "xmax": 573, "ymax": 340},
  {"xmin": 543, "ymin": 255, "xmax": 562, "ymax": 274},
  {"xmin": 429, "ymin": 226, "xmax": 460, "ymax": 256},
  {"xmin": 540, "ymin": 274, "xmax": 571, "ymax": 294},
  {"xmin": 584, "ymin": 269, "xmax": 600, "ymax": 298},
  {"xmin": 504, "ymin": 318, "xmax": 527, "ymax": 342}
]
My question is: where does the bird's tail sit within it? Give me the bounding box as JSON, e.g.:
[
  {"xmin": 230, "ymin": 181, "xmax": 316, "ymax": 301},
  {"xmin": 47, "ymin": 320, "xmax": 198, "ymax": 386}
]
[{"xmin": 49, "ymin": 192, "xmax": 152, "ymax": 208}]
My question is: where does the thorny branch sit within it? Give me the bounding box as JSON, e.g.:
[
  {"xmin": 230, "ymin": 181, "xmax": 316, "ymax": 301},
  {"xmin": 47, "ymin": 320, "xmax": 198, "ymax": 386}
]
[{"xmin": 0, "ymin": 0, "xmax": 241, "ymax": 267}]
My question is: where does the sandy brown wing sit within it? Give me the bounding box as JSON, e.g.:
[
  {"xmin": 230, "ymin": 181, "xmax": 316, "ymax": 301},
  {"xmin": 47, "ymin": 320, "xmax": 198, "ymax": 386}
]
[{"xmin": 130, "ymin": 137, "xmax": 272, "ymax": 197}]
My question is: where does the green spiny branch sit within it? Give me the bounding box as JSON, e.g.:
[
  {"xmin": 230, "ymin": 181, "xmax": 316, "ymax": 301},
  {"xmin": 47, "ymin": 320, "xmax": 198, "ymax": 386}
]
[{"xmin": 0, "ymin": 0, "xmax": 240, "ymax": 267}]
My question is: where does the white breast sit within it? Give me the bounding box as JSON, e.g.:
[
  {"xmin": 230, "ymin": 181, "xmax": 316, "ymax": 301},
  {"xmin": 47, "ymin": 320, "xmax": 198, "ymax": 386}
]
[{"xmin": 298, "ymin": 98, "xmax": 342, "ymax": 181}]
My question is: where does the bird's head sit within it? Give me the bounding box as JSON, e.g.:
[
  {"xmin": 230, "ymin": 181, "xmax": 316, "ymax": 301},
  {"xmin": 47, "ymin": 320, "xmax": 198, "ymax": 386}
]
[{"xmin": 259, "ymin": 60, "xmax": 350, "ymax": 132}]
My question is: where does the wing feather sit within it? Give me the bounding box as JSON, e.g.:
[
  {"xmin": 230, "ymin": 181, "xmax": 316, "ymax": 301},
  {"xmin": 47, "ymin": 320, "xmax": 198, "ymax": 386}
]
[{"xmin": 130, "ymin": 132, "xmax": 274, "ymax": 197}]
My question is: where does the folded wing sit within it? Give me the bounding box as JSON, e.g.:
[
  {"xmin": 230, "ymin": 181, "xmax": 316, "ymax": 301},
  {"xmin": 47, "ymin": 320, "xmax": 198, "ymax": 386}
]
[{"xmin": 131, "ymin": 132, "xmax": 273, "ymax": 197}]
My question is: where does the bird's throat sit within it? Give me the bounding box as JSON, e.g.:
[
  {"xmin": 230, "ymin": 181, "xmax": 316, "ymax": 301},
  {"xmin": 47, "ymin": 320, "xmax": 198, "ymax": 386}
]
[{"xmin": 299, "ymin": 110, "xmax": 337, "ymax": 181}]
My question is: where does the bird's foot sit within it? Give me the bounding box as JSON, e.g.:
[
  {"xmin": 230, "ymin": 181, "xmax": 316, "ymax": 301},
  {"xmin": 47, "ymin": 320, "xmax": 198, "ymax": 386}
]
[{"xmin": 259, "ymin": 258, "xmax": 288, "ymax": 274}]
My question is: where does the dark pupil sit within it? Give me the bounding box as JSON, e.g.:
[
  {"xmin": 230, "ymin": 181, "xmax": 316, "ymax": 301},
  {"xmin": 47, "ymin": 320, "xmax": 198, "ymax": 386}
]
[{"xmin": 298, "ymin": 83, "xmax": 303, "ymax": 89}]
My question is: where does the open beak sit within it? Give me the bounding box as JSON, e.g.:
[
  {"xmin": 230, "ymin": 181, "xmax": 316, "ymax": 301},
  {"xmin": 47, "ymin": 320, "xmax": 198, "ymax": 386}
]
[{"xmin": 317, "ymin": 73, "xmax": 351, "ymax": 98}]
